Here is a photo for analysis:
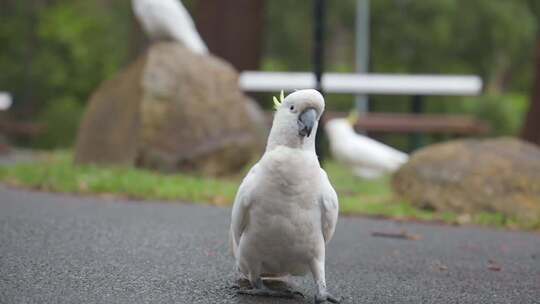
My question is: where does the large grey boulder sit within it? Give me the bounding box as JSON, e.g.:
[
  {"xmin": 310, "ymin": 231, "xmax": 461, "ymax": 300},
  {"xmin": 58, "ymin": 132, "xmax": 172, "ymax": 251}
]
[
  {"xmin": 75, "ymin": 42, "xmax": 265, "ymax": 176},
  {"xmin": 392, "ymin": 137, "xmax": 540, "ymax": 224}
]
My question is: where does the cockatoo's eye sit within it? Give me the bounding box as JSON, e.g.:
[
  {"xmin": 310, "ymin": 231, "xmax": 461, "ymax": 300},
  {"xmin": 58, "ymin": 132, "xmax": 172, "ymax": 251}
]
[{"xmin": 290, "ymin": 105, "xmax": 295, "ymax": 111}]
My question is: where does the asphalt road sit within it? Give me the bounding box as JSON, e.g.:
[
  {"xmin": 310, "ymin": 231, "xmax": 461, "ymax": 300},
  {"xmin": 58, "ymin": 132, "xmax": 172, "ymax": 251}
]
[{"xmin": 0, "ymin": 186, "xmax": 539, "ymax": 304}]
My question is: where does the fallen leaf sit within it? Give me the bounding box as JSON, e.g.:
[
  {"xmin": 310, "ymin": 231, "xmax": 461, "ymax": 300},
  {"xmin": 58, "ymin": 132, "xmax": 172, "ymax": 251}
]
[
  {"xmin": 371, "ymin": 230, "xmax": 422, "ymax": 240},
  {"xmin": 488, "ymin": 259, "xmax": 502, "ymax": 271},
  {"xmin": 433, "ymin": 260, "xmax": 448, "ymax": 271},
  {"xmin": 488, "ymin": 265, "xmax": 502, "ymax": 271},
  {"xmin": 211, "ymin": 196, "xmax": 229, "ymax": 207},
  {"xmin": 456, "ymin": 214, "xmax": 472, "ymax": 225},
  {"xmin": 78, "ymin": 181, "xmax": 88, "ymax": 192}
]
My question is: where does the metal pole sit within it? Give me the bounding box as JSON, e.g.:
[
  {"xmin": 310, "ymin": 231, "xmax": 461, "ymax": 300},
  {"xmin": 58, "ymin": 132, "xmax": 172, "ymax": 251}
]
[
  {"xmin": 355, "ymin": 0, "xmax": 370, "ymax": 113},
  {"xmin": 409, "ymin": 95, "xmax": 425, "ymax": 151},
  {"xmin": 314, "ymin": 0, "xmax": 326, "ymax": 164}
]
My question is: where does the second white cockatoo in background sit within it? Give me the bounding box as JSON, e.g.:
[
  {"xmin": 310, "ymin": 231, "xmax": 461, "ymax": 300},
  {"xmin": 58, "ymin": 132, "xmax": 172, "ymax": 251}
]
[
  {"xmin": 325, "ymin": 115, "xmax": 409, "ymax": 179},
  {"xmin": 132, "ymin": 0, "xmax": 208, "ymax": 54}
]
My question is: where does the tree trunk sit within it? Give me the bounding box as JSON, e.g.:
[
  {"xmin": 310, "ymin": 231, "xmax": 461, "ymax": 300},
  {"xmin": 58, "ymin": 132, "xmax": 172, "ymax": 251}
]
[
  {"xmin": 195, "ymin": 0, "xmax": 266, "ymax": 71},
  {"xmin": 521, "ymin": 38, "xmax": 540, "ymax": 146}
]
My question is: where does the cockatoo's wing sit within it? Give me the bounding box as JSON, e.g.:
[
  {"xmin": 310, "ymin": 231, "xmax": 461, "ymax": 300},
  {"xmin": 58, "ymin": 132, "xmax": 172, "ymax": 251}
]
[
  {"xmin": 230, "ymin": 163, "xmax": 259, "ymax": 257},
  {"xmin": 319, "ymin": 169, "xmax": 339, "ymax": 243}
]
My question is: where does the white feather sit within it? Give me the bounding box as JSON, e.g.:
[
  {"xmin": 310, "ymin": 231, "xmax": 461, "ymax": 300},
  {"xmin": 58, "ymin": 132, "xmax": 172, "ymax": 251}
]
[
  {"xmin": 132, "ymin": 0, "xmax": 208, "ymax": 54},
  {"xmin": 325, "ymin": 118, "xmax": 408, "ymax": 179},
  {"xmin": 319, "ymin": 169, "xmax": 339, "ymax": 243}
]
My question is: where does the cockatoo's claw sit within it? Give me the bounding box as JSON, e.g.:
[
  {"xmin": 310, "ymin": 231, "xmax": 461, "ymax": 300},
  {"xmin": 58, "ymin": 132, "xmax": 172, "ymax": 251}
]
[
  {"xmin": 315, "ymin": 292, "xmax": 341, "ymax": 303},
  {"xmin": 231, "ymin": 277, "xmax": 252, "ymax": 290},
  {"xmin": 294, "ymin": 290, "xmax": 305, "ymax": 298},
  {"xmin": 237, "ymin": 288, "xmax": 303, "ymax": 299},
  {"xmin": 327, "ymin": 294, "xmax": 341, "ymax": 303},
  {"xmin": 234, "ymin": 278, "xmax": 251, "ymax": 289}
]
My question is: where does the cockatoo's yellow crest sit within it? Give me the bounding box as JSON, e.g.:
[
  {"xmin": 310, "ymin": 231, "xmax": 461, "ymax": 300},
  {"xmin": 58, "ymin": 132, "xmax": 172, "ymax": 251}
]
[
  {"xmin": 347, "ymin": 111, "xmax": 359, "ymax": 125},
  {"xmin": 273, "ymin": 90, "xmax": 285, "ymax": 110}
]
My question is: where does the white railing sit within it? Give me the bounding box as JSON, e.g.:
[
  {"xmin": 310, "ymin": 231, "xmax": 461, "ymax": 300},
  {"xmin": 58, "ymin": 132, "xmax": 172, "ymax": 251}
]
[{"xmin": 239, "ymin": 72, "xmax": 482, "ymax": 96}]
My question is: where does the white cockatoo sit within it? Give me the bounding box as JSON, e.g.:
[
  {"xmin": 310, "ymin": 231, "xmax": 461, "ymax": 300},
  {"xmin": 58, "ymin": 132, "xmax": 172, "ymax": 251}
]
[
  {"xmin": 325, "ymin": 115, "xmax": 408, "ymax": 179},
  {"xmin": 0, "ymin": 92, "xmax": 12, "ymax": 111},
  {"xmin": 230, "ymin": 90, "xmax": 340, "ymax": 303},
  {"xmin": 132, "ymin": 0, "xmax": 208, "ymax": 54}
]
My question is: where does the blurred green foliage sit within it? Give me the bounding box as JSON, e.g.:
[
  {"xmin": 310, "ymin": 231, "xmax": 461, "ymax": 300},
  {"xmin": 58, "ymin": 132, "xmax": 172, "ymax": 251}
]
[
  {"xmin": 265, "ymin": 0, "xmax": 537, "ymax": 91},
  {"xmin": 458, "ymin": 94, "xmax": 529, "ymax": 136},
  {"xmin": 0, "ymin": 0, "xmax": 132, "ymax": 148},
  {"xmin": 36, "ymin": 1, "xmax": 131, "ymax": 102},
  {"xmin": 0, "ymin": 0, "xmax": 538, "ymax": 148},
  {"xmin": 35, "ymin": 97, "xmax": 84, "ymax": 148},
  {"xmin": 264, "ymin": 0, "xmax": 538, "ymax": 144}
]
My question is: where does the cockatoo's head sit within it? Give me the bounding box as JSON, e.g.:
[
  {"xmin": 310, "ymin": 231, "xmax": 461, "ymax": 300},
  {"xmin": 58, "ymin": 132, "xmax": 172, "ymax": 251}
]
[
  {"xmin": 325, "ymin": 111, "xmax": 358, "ymax": 139},
  {"xmin": 325, "ymin": 118, "xmax": 356, "ymax": 140},
  {"xmin": 267, "ymin": 89, "xmax": 325, "ymax": 151}
]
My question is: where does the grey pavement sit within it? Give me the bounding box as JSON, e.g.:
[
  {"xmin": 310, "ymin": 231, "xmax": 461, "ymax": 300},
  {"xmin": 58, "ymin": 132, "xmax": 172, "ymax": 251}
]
[{"xmin": 0, "ymin": 186, "xmax": 539, "ymax": 304}]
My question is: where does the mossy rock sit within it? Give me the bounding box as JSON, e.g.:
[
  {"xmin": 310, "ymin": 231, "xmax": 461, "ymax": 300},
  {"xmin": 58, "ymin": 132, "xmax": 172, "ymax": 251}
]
[
  {"xmin": 392, "ymin": 137, "xmax": 540, "ymax": 224},
  {"xmin": 75, "ymin": 42, "xmax": 265, "ymax": 176}
]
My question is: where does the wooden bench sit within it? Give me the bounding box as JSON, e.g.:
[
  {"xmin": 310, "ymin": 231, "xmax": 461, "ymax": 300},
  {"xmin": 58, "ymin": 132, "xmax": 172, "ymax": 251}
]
[
  {"xmin": 0, "ymin": 120, "xmax": 46, "ymax": 153},
  {"xmin": 262, "ymin": 111, "xmax": 490, "ymax": 152},
  {"xmin": 323, "ymin": 112, "xmax": 490, "ymax": 135},
  {"xmin": 0, "ymin": 120, "xmax": 46, "ymax": 137},
  {"xmin": 242, "ymin": 71, "xmax": 485, "ymax": 150},
  {"xmin": 0, "ymin": 92, "xmax": 45, "ymax": 152},
  {"xmin": 264, "ymin": 111, "xmax": 489, "ymax": 135}
]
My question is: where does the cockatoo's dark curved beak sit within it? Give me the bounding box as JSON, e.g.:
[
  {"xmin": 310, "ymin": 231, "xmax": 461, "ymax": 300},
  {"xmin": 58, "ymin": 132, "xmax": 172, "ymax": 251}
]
[{"xmin": 298, "ymin": 107, "xmax": 317, "ymax": 137}]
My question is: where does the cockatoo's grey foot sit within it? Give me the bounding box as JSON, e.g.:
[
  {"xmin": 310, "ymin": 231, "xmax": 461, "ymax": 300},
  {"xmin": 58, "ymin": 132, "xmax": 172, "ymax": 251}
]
[
  {"xmin": 236, "ymin": 278, "xmax": 304, "ymax": 299},
  {"xmin": 315, "ymin": 291, "xmax": 340, "ymax": 303},
  {"xmin": 310, "ymin": 259, "xmax": 340, "ymax": 303},
  {"xmin": 231, "ymin": 278, "xmax": 251, "ymax": 290},
  {"xmin": 237, "ymin": 288, "xmax": 303, "ymax": 299},
  {"xmin": 262, "ymin": 277, "xmax": 296, "ymax": 290}
]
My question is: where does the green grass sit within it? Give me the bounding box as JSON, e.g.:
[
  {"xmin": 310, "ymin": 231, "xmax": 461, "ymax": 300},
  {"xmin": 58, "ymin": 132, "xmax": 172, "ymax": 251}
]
[
  {"xmin": 0, "ymin": 151, "xmax": 530, "ymax": 229},
  {"xmin": 0, "ymin": 151, "xmax": 237, "ymax": 206},
  {"xmin": 324, "ymin": 161, "xmax": 436, "ymax": 220}
]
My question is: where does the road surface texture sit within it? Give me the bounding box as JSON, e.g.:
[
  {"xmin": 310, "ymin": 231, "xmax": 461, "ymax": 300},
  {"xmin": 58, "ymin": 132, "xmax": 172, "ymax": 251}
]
[{"xmin": 0, "ymin": 186, "xmax": 539, "ymax": 304}]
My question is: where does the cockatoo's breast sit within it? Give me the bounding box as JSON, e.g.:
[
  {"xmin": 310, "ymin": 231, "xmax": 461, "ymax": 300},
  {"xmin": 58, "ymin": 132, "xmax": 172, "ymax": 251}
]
[
  {"xmin": 262, "ymin": 146, "xmax": 320, "ymax": 193},
  {"xmin": 238, "ymin": 146, "xmax": 324, "ymax": 276}
]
